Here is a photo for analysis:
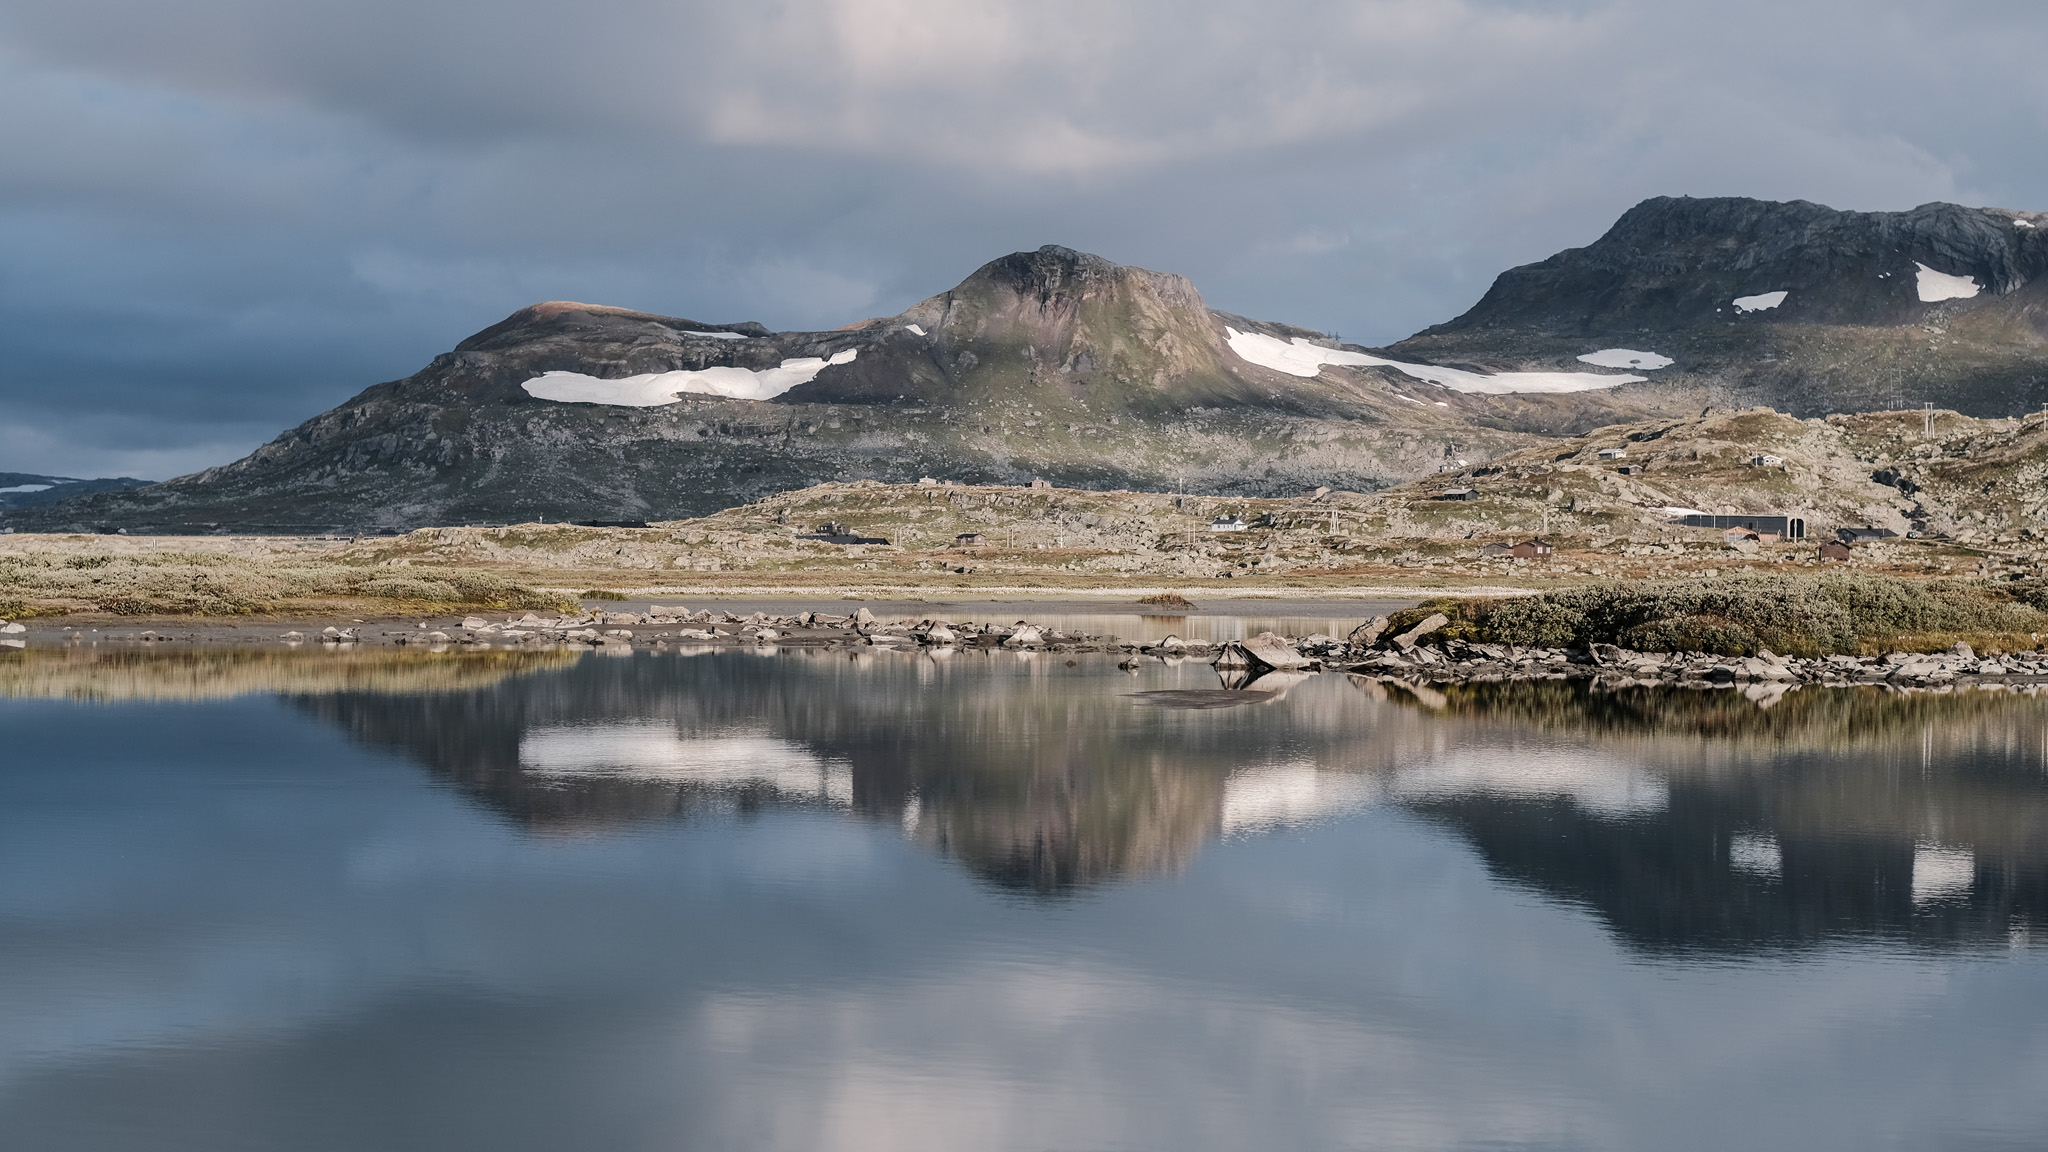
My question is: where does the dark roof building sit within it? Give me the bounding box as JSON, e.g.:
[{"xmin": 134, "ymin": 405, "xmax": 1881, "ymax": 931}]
[{"xmin": 1676, "ymin": 513, "xmax": 1806, "ymax": 539}]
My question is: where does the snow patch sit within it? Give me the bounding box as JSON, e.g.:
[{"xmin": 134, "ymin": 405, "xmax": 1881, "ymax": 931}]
[
  {"xmin": 0, "ymin": 484, "xmax": 54, "ymax": 494},
  {"xmin": 1732, "ymin": 291, "xmax": 1788, "ymax": 314},
  {"xmin": 688, "ymin": 329, "xmax": 750, "ymax": 340},
  {"xmin": 1578, "ymin": 348, "xmax": 1673, "ymax": 370},
  {"xmin": 1914, "ymin": 263, "xmax": 1981, "ymax": 303},
  {"xmin": 1224, "ymin": 327, "xmax": 1640, "ymax": 394},
  {"xmin": 522, "ymin": 348, "xmax": 858, "ymax": 406},
  {"xmin": 903, "ymin": 324, "xmax": 927, "ymax": 336},
  {"xmin": 2016, "ymin": 219, "xmax": 2035, "ymax": 229},
  {"xmin": 1662, "ymin": 506, "xmax": 1708, "ymax": 518}
]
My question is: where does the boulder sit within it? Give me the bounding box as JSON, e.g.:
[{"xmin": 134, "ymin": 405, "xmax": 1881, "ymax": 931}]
[
  {"xmin": 1389, "ymin": 613, "xmax": 1448, "ymax": 649},
  {"xmin": 0, "ymin": 622, "xmax": 27, "ymax": 635},
  {"xmin": 853, "ymin": 607, "xmax": 876, "ymax": 627},
  {"xmin": 925, "ymin": 625, "xmax": 957, "ymax": 645},
  {"xmin": 1951, "ymin": 641, "xmax": 1975, "ymax": 659},
  {"xmin": 1004, "ymin": 626, "xmax": 1045, "ymax": 647},
  {"xmin": 1224, "ymin": 631, "xmax": 1310, "ymax": 672},
  {"xmin": 1213, "ymin": 643, "xmax": 1251, "ymax": 669},
  {"xmin": 1347, "ymin": 617, "xmax": 1389, "ymax": 646}
]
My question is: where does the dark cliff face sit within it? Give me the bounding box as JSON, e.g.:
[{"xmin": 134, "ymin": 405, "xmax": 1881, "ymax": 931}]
[
  {"xmin": 1428, "ymin": 197, "xmax": 2047, "ymax": 333},
  {"xmin": 1395, "ymin": 196, "xmax": 2048, "ymax": 417}
]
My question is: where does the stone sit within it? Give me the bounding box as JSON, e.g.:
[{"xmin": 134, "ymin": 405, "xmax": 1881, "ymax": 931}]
[
  {"xmin": 1235, "ymin": 631, "xmax": 1311, "ymax": 672},
  {"xmin": 1389, "ymin": 613, "xmax": 1449, "ymax": 649},
  {"xmin": 755, "ymin": 629, "xmax": 779, "ymax": 643},
  {"xmin": 1951, "ymin": 641, "xmax": 1975, "ymax": 659},
  {"xmin": 925, "ymin": 625, "xmax": 957, "ymax": 645},
  {"xmin": 0, "ymin": 622, "xmax": 26, "ymax": 634},
  {"xmin": 1348, "ymin": 616, "xmax": 1389, "ymax": 646},
  {"xmin": 853, "ymin": 607, "xmax": 876, "ymax": 626},
  {"xmin": 1004, "ymin": 626, "xmax": 1045, "ymax": 647},
  {"xmin": 462, "ymin": 616, "xmax": 490, "ymax": 630}
]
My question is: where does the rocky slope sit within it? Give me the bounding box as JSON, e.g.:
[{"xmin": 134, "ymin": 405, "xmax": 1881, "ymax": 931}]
[
  {"xmin": 15, "ymin": 195, "xmax": 2048, "ymax": 534},
  {"xmin": 1394, "ymin": 197, "xmax": 2048, "ymax": 415},
  {"xmin": 4, "ymin": 246, "xmax": 1680, "ymax": 533}
]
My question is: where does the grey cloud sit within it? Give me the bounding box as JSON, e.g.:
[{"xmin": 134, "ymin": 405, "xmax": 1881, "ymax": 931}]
[{"xmin": 0, "ymin": 0, "xmax": 2042, "ymax": 476}]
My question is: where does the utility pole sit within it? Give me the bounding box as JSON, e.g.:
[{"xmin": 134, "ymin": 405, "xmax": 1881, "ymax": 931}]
[{"xmin": 1924, "ymin": 402, "xmax": 1934, "ymax": 436}]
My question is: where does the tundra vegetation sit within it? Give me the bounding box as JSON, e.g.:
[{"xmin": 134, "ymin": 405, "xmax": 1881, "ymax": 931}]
[{"xmin": 1400, "ymin": 572, "xmax": 2048, "ymax": 657}]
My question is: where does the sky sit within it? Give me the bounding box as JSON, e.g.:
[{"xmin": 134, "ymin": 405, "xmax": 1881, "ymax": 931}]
[{"xmin": 1, "ymin": 0, "xmax": 2044, "ymax": 481}]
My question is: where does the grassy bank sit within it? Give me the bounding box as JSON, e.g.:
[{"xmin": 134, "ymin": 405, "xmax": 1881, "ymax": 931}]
[
  {"xmin": 0, "ymin": 551, "xmax": 572, "ymax": 619},
  {"xmin": 1401, "ymin": 572, "xmax": 2048, "ymax": 657}
]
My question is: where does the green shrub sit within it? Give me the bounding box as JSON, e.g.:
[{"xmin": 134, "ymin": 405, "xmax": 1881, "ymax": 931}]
[
  {"xmin": 1468, "ymin": 572, "xmax": 2047, "ymax": 656},
  {"xmin": 580, "ymin": 588, "xmax": 628, "ymax": 601}
]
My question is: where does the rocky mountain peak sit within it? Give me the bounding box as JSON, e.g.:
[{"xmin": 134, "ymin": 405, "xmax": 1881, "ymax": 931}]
[{"xmin": 1420, "ymin": 195, "xmax": 2046, "ymax": 336}]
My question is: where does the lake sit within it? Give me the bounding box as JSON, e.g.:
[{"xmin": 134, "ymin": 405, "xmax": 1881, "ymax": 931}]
[{"xmin": 2, "ymin": 641, "xmax": 2046, "ymax": 1151}]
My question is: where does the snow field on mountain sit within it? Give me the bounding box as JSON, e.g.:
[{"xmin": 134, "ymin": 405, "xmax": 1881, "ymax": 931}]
[
  {"xmin": 1223, "ymin": 327, "xmax": 1641, "ymax": 394},
  {"xmin": 521, "ymin": 349, "xmax": 858, "ymax": 406},
  {"xmin": 1577, "ymin": 349, "xmax": 1672, "ymax": 369},
  {"xmin": 690, "ymin": 330, "xmax": 749, "ymax": 340},
  {"xmin": 1914, "ymin": 263, "xmax": 1981, "ymax": 303},
  {"xmin": 1732, "ymin": 291, "xmax": 1788, "ymax": 313}
]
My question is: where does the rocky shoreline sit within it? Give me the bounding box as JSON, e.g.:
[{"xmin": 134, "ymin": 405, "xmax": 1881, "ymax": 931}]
[{"xmin": 12, "ymin": 606, "xmax": 2048, "ymax": 700}]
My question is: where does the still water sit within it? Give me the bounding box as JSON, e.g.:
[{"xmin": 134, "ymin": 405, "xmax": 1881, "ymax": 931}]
[{"xmin": 3, "ymin": 643, "xmax": 2047, "ymax": 1151}]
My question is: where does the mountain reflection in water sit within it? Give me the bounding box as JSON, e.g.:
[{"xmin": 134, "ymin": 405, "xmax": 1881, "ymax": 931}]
[{"xmin": 272, "ymin": 648, "xmax": 2048, "ymax": 954}]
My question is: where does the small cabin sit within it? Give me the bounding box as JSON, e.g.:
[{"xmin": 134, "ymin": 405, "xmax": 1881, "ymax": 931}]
[
  {"xmin": 1436, "ymin": 488, "xmax": 1478, "ymax": 502},
  {"xmin": 1596, "ymin": 447, "xmax": 1627, "ymax": 460},
  {"xmin": 1616, "ymin": 464, "xmax": 1643, "ymax": 475},
  {"xmin": 1210, "ymin": 516, "xmax": 1248, "ymax": 532},
  {"xmin": 1506, "ymin": 537, "xmax": 1554, "ymax": 559},
  {"xmin": 1818, "ymin": 541, "xmax": 1853, "ymax": 562},
  {"xmin": 1751, "ymin": 453, "xmax": 1784, "ymax": 467},
  {"xmin": 800, "ymin": 521, "xmax": 891, "ymax": 545},
  {"xmin": 955, "ymin": 532, "xmax": 986, "ymax": 547},
  {"xmin": 1030, "ymin": 477, "xmax": 1052, "ymax": 489}
]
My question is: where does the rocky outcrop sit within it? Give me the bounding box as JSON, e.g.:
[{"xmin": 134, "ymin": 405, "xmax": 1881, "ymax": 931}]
[{"xmin": 1395, "ymin": 196, "xmax": 2048, "ymax": 417}]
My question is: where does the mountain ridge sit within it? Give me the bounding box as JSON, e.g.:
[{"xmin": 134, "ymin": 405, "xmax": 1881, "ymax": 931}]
[{"xmin": 10, "ymin": 195, "xmax": 2045, "ymax": 533}]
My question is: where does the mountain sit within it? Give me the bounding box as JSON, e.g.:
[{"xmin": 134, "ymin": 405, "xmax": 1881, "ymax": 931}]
[
  {"xmin": 1393, "ymin": 196, "xmax": 2048, "ymax": 415},
  {"xmin": 14, "ymin": 196, "xmax": 2047, "ymax": 533},
  {"xmin": 0, "ymin": 473, "xmax": 151, "ymax": 513},
  {"xmin": 8, "ymin": 246, "xmax": 1682, "ymax": 533}
]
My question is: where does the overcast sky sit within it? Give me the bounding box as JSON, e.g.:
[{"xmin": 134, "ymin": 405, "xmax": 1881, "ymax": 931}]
[{"xmin": 1, "ymin": 0, "xmax": 2043, "ymax": 479}]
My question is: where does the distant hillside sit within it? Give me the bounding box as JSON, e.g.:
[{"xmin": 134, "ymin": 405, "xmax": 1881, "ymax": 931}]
[
  {"xmin": 15, "ymin": 197, "xmax": 2047, "ymax": 534},
  {"xmin": 0, "ymin": 473, "xmax": 150, "ymax": 514},
  {"xmin": 1393, "ymin": 196, "xmax": 2048, "ymax": 416},
  {"xmin": 10, "ymin": 247, "xmax": 1682, "ymax": 533}
]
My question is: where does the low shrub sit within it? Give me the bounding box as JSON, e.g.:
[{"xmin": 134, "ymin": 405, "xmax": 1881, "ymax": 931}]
[
  {"xmin": 1137, "ymin": 592, "xmax": 1196, "ymax": 610},
  {"xmin": 1466, "ymin": 572, "xmax": 2048, "ymax": 657},
  {"xmin": 580, "ymin": 588, "xmax": 628, "ymax": 601}
]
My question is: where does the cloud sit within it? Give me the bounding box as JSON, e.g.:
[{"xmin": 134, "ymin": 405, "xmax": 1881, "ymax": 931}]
[{"xmin": 0, "ymin": 0, "xmax": 2043, "ymax": 475}]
